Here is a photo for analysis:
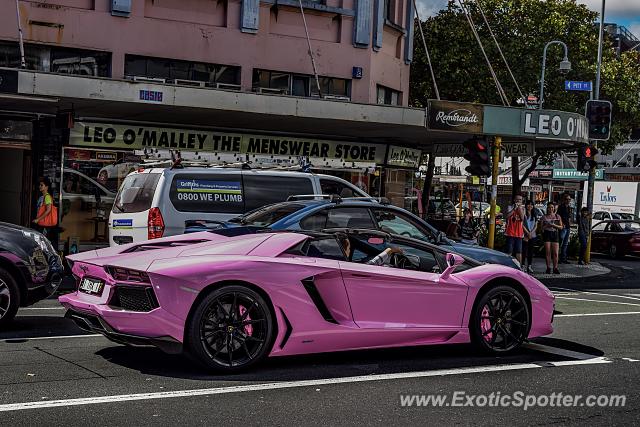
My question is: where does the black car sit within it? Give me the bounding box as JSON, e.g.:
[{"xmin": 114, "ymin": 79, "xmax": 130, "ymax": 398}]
[{"xmin": 0, "ymin": 222, "xmax": 63, "ymax": 326}]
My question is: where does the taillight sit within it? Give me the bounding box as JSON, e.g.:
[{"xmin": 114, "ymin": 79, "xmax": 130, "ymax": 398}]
[
  {"xmin": 148, "ymin": 207, "xmax": 165, "ymax": 240},
  {"xmin": 106, "ymin": 266, "xmax": 151, "ymax": 283}
]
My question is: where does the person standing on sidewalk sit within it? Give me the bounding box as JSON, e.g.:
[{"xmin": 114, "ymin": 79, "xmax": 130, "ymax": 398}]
[
  {"xmin": 541, "ymin": 203, "xmax": 563, "ymax": 274},
  {"xmin": 32, "ymin": 177, "xmax": 59, "ymax": 250},
  {"xmin": 505, "ymin": 194, "xmax": 525, "ymax": 264},
  {"xmin": 577, "ymin": 207, "xmax": 591, "ymax": 265},
  {"xmin": 522, "ymin": 200, "xmax": 538, "ymax": 273},
  {"xmin": 557, "ymin": 193, "xmax": 572, "ymax": 263}
]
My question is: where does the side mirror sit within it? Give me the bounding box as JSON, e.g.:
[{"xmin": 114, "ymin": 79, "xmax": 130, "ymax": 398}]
[{"xmin": 439, "ymin": 252, "xmax": 465, "ymax": 280}]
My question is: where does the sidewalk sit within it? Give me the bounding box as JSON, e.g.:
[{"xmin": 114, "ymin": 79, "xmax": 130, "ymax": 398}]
[{"xmin": 528, "ymin": 258, "xmax": 610, "ymax": 280}]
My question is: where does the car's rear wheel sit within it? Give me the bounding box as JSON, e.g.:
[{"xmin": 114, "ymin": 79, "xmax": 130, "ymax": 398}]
[
  {"xmin": 0, "ymin": 267, "xmax": 20, "ymax": 327},
  {"xmin": 470, "ymin": 286, "xmax": 530, "ymax": 354},
  {"xmin": 186, "ymin": 285, "xmax": 275, "ymax": 373}
]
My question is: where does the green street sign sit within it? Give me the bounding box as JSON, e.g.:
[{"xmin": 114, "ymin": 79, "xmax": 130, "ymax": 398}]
[{"xmin": 552, "ymin": 169, "xmax": 604, "ymax": 180}]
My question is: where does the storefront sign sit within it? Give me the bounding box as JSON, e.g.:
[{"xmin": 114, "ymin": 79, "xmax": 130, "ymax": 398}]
[
  {"xmin": 70, "ymin": 122, "xmax": 386, "ymax": 164},
  {"xmin": 552, "ymin": 168, "xmax": 604, "ymax": 180},
  {"xmin": 503, "ymin": 142, "xmax": 534, "ymax": 157},
  {"xmin": 522, "ymin": 111, "xmax": 589, "ymax": 144},
  {"xmin": 521, "ymin": 184, "xmax": 543, "ymax": 193},
  {"xmin": 427, "ymin": 100, "xmax": 484, "ymax": 133},
  {"xmin": 497, "ymin": 175, "xmax": 530, "ymax": 186},
  {"xmin": 529, "ymin": 169, "xmax": 553, "ymax": 178},
  {"xmin": 95, "ymin": 152, "xmax": 118, "ymax": 162},
  {"xmin": 387, "ymin": 145, "xmax": 421, "ymax": 168},
  {"xmin": 432, "ymin": 143, "xmax": 466, "ymax": 157}
]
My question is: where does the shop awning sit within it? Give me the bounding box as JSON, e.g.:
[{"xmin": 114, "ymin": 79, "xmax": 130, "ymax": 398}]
[{"xmin": 0, "ymin": 68, "xmax": 588, "ymax": 151}]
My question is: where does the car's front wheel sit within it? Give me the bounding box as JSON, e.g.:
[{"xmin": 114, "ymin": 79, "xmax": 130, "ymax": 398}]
[
  {"xmin": 186, "ymin": 285, "xmax": 275, "ymax": 373},
  {"xmin": 470, "ymin": 286, "xmax": 530, "ymax": 354},
  {"xmin": 0, "ymin": 267, "xmax": 20, "ymax": 327}
]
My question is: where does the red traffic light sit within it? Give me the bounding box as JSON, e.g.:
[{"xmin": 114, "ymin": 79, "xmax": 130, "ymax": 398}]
[{"xmin": 584, "ymin": 147, "xmax": 592, "ymax": 158}]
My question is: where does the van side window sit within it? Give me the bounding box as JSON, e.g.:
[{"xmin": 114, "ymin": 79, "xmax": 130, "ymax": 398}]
[
  {"xmin": 320, "ymin": 178, "xmax": 361, "ymax": 198},
  {"xmin": 169, "ymin": 174, "xmax": 244, "ymax": 213},
  {"xmin": 243, "ymin": 176, "xmax": 313, "ymax": 211}
]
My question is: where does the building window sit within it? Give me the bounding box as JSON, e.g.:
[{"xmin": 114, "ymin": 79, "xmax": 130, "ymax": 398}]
[
  {"xmin": 0, "ymin": 40, "xmax": 111, "ymax": 77},
  {"xmin": 124, "ymin": 54, "xmax": 240, "ymax": 86},
  {"xmin": 376, "ymin": 85, "xmax": 401, "ymax": 105},
  {"xmin": 253, "ymin": 69, "xmax": 351, "ymax": 99},
  {"xmin": 384, "ymin": 0, "xmax": 396, "ymax": 24}
]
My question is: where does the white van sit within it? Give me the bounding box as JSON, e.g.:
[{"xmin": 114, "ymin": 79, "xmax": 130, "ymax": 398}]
[{"xmin": 108, "ymin": 167, "xmax": 368, "ymax": 246}]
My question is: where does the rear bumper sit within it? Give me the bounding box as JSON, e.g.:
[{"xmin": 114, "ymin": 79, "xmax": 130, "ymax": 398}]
[{"xmin": 65, "ymin": 308, "xmax": 183, "ymax": 354}]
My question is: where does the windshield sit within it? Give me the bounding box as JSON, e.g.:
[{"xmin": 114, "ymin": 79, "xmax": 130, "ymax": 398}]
[
  {"xmin": 620, "ymin": 222, "xmax": 640, "ymax": 231},
  {"xmin": 112, "ymin": 173, "xmax": 160, "ymax": 213},
  {"xmin": 236, "ymin": 203, "xmax": 305, "ymax": 226}
]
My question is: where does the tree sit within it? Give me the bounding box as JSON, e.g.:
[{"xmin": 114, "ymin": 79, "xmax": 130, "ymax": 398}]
[{"xmin": 410, "ymin": 0, "xmax": 640, "ymax": 199}]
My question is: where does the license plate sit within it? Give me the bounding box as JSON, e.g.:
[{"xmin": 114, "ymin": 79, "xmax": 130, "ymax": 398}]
[{"xmin": 79, "ymin": 277, "xmax": 104, "ymax": 295}]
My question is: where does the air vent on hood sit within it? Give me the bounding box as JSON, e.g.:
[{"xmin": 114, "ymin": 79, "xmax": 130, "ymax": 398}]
[{"xmin": 123, "ymin": 240, "xmax": 208, "ymax": 253}]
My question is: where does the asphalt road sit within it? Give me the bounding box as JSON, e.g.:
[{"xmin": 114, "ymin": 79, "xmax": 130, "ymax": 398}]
[{"xmin": 1, "ymin": 255, "xmax": 639, "ymax": 426}]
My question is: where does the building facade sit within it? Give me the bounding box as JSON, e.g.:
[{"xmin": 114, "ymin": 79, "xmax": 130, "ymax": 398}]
[{"xmin": 0, "ymin": 0, "xmax": 421, "ymax": 250}]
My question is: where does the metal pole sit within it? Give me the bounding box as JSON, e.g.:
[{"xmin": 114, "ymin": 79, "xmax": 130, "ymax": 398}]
[
  {"xmin": 15, "ymin": 0, "xmax": 26, "ymax": 68},
  {"xmin": 585, "ymin": 0, "xmax": 605, "ymax": 264},
  {"xmin": 539, "ymin": 41, "xmax": 569, "ymax": 110},
  {"xmin": 297, "ymin": 0, "xmax": 322, "ymax": 97},
  {"xmin": 488, "ymin": 136, "xmax": 502, "ymax": 249}
]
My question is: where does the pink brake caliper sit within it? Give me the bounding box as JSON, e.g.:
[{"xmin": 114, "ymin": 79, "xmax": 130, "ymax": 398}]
[
  {"xmin": 239, "ymin": 305, "xmax": 253, "ymax": 336},
  {"xmin": 481, "ymin": 305, "xmax": 493, "ymax": 342}
]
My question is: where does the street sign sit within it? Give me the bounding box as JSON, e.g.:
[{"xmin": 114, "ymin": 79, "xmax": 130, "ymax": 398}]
[
  {"xmin": 553, "ymin": 168, "xmax": 604, "ymax": 180},
  {"xmin": 564, "ymin": 81, "xmax": 592, "ymax": 92}
]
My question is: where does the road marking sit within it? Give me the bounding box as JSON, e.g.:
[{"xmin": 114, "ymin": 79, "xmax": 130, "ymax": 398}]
[
  {"xmin": 551, "ymin": 288, "xmax": 640, "ymax": 302},
  {"xmin": 554, "ymin": 297, "xmax": 640, "ymax": 307},
  {"xmin": 0, "ymin": 334, "xmax": 102, "ymax": 343},
  {"xmin": 523, "ymin": 343, "xmax": 597, "ymax": 360},
  {"xmin": 556, "ymin": 311, "xmax": 640, "ymax": 318},
  {"xmin": 0, "ymin": 357, "xmax": 612, "ymax": 412}
]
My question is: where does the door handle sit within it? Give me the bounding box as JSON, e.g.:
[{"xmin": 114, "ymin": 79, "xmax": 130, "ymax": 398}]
[{"xmin": 351, "ymin": 273, "xmax": 372, "ymax": 278}]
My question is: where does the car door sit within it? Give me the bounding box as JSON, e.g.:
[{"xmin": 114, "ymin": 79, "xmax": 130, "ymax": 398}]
[
  {"xmin": 339, "ymin": 240, "xmax": 468, "ymax": 329},
  {"xmin": 591, "ymin": 221, "xmax": 607, "ymax": 252}
]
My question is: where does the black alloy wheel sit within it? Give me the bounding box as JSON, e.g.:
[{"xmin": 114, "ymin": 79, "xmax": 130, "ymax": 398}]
[
  {"xmin": 470, "ymin": 286, "xmax": 530, "ymax": 354},
  {"xmin": 0, "ymin": 267, "xmax": 20, "ymax": 327},
  {"xmin": 187, "ymin": 285, "xmax": 275, "ymax": 372}
]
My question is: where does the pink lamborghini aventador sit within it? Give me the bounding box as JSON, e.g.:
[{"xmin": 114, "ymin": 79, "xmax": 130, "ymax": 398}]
[{"xmin": 59, "ymin": 230, "xmax": 555, "ymax": 372}]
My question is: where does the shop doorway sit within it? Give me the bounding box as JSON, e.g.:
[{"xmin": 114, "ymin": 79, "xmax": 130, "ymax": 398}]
[{"xmin": 0, "ymin": 146, "xmax": 31, "ymax": 226}]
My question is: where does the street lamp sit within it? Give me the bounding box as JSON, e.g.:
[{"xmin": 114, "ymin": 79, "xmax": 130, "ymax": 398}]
[{"xmin": 538, "ymin": 40, "xmax": 571, "ymax": 109}]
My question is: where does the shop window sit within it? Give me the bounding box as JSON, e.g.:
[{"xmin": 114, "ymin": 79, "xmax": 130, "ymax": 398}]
[
  {"xmin": 0, "ymin": 40, "xmax": 111, "ymax": 76},
  {"xmin": 253, "ymin": 68, "xmax": 351, "ymax": 99},
  {"xmin": 124, "ymin": 54, "xmax": 240, "ymax": 85},
  {"xmin": 376, "ymin": 85, "xmax": 401, "ymax": 105}
]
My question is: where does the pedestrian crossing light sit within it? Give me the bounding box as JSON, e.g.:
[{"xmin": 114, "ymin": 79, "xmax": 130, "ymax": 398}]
[
  {"xmin": 586, "ymin": 100, "xmax": 612, "ymax": 141},
  {"xmin": 463, "ymin": 137, "xmax": 491, "ymax": 177},
  {"xmin": 577, "ymin": 144, "xmax": 598, "ymax": 172}
]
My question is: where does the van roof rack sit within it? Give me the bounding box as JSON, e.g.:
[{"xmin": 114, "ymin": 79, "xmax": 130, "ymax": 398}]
[{"xmin": 285, "ymin": 195, "xmax": 389, "ymax": 205}]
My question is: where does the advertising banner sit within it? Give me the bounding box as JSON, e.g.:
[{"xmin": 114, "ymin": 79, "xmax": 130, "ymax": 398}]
[
  {"xmin": 70, "ymin": 122, "xmax": 387, "ymax": 164},
  {"xmin": 427, "ymin": 100, "xmax": 484, "ymax": 133}
]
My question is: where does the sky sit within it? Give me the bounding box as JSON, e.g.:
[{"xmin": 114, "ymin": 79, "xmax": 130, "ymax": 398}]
[{"xmin": 415, "ymin": 0, "xmax": 640, "ymax": 40}]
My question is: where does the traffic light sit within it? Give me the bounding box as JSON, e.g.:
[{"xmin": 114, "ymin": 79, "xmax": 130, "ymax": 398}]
[
  {"xmin": 577, "ymin": 144, "xmax": 598, "ymax": 172},
  {"xmin": 463, "ymin": 137, "xmax": 491, "ymax": 177},
  {"xmin": 585, "ymin": 100, "xmax": 612, "ymax": 140}
]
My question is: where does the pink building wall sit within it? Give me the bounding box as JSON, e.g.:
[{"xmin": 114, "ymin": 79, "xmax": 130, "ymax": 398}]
[{"xmin": 0, "ymin": 0, "xmax": 412, "ymax": 105}]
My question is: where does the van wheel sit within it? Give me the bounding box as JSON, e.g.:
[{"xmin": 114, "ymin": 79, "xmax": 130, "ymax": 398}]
[
  {"xmin": 0, "ymin": 267, "xmax": 20, "ymax": 327},
  {"xmin": 186, "ymin": 285, "xmax": 275, "ymax": 373}
]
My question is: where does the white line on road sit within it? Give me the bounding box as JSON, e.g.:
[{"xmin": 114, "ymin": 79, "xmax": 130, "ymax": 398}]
[
  {"xmin": 0, "ymin": 334, "xmax": 102, "ymax": 343},
  {"xmin": 551, "ymin": 288, "xmax": 640, "ymax": 302},
  {"xmin": 556, "ymin": 311, "xmax": 640, "ymax": 318},
  {"xmin": 0, "ymin": 357, "xmax": 612, "ymax": 412},
  {"xmin": 554, "ymin": 297, "xmax": 640, "ymax": 307}
]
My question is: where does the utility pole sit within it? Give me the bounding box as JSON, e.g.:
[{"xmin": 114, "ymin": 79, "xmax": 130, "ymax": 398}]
[
  {"xmin": 585, "ymin": 0, "xmax": 605, "ymax": 264},
  {"xmin": 487, "ymin": 136, "xmax": 502, "ymax": 249}
]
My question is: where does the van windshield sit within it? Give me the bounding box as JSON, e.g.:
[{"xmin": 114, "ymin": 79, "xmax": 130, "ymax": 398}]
[{"xmin": 112, "ymin": 173, "xmax": 161, "ymax": 213}]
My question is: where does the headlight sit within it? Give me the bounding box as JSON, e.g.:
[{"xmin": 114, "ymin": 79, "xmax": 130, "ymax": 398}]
[{"xmin": 22, "ymin": 230, "xmax": 55, "ymax": 254}]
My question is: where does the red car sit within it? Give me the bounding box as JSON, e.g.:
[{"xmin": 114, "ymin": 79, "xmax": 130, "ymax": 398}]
[{"xmin": 591, "ymin": 220, "xmax": 640, "ymax": 258}]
